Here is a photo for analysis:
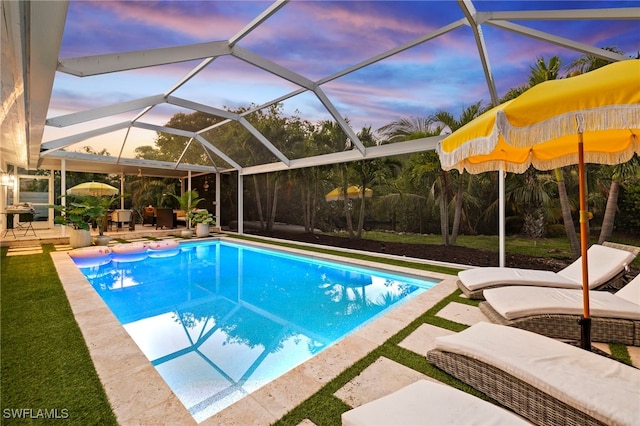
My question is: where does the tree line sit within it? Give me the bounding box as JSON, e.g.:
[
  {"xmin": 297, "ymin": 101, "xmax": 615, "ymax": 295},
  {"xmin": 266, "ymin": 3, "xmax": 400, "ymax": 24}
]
[{"xmin": 130, "ymin": 50, "xmax": 640, "ymax": 258}]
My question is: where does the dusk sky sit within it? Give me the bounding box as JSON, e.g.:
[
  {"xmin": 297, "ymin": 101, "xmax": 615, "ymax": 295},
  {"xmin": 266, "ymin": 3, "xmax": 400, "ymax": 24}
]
[{"xmin": 44, "ymin": 1, "xmax": 640, "ymax": 159}]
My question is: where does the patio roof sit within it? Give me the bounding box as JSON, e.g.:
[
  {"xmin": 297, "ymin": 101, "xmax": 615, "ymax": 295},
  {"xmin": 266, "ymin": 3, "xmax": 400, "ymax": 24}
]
[{"xmin": 1, "ymin": 1, "xmax": 637, "ymax": 178}]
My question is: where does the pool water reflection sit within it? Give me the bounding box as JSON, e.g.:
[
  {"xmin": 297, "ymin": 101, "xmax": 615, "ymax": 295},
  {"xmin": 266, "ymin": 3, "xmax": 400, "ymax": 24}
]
[{"xmin": 80, "ymin": 241, "xmax": 435, "ymax": 422}]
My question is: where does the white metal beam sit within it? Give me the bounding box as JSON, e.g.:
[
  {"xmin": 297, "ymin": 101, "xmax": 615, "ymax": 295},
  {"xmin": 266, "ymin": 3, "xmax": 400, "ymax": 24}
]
[
  {"xmin": 488, "ymin": 20, "xmax": 632, "ymax": 62},
  {"xmin": 237, "ymin": 173, "xmax": 244, "ymax": 234},
  {"xmin": 167, "ymin": 96, "xmax": 240, "ymax": 121},
  {"xmin": 231, "ymin": 45, "xmax": 317, "ymax": 90},
  {"xmin": 131, "ymin": 122, "xmax": 195, "ymax": 138},
  {"xmin": 194, "ymin": 135, "xmax": 243, "ymax": 170},
  {"xmin": 46, "ymin": 95, "xmax": 166, "ymax": 127},
  {"xmin": 458, "ymin": 0, "xmax": 499, "ymax": 104},
  {"xmin": 478, "ymin": 8, "xmax": 640, "ymax": 21},
  {"xmin": 57, "ymin": 41, "xmax": 232, "ymax": 77},
  {"xmin": 229, "ymin": 0, "xmax": 289, "ymax": 46},
  {"xmin": 317, "ymin": 19, "xmax": 466, "ymax": 86},
  {"xmin": 38, "ymin": 150, "xmax": 217, "ymax": 176},
  {"xmin": 40, "ymin": 121, "xmax": 131, "ymax": 152},
  {"xmin": 313, "ymin": 88, "xmax": 366, "ymax": 154},
  {"xmin": 237, "ymin": 116, "xmax": 291, "ymax": 166},
  {"xmin": 239, "ymin": 135, "xmax": 444, "ymax": 176}
]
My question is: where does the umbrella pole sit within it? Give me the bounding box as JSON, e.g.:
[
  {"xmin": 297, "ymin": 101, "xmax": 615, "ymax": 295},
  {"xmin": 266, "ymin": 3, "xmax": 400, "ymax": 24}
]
[{"xmin": 578, "ymin": 134, "xmax": 591, "ymax": 350}]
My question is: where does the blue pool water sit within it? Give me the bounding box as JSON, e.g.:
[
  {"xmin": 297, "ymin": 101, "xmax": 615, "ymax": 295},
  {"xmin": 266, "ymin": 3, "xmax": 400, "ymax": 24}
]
[{"xmin": 78, "ymin": 240, "xmax": 436, "ymax": 422}]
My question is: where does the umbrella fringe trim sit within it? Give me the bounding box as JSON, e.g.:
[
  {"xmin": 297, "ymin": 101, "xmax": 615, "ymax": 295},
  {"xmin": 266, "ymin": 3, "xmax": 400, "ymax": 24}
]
[
  {"xmin": 457, "ymin": 160, "xmax": 531, "ymax": 175},
  {"xmin": 501, "ymin": 104, "xmax": 640, "ymax": 148},
  {"xmin": 437, "ymin": 130, "xmax": 500, "ymax": 170},
  {"xmin": 455, "ymin": 149, "xmax": 636, "ymax": 174},
  {"xmin": 530, "ymin": 150, "xmax": 638, "ymax": 170}
]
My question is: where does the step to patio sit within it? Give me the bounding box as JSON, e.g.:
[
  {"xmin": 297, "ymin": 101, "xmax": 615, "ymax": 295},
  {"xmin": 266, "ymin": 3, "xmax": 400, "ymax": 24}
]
[{"xmin": 5, "ymin": 245, "xmax": 43, "ymax": 256}]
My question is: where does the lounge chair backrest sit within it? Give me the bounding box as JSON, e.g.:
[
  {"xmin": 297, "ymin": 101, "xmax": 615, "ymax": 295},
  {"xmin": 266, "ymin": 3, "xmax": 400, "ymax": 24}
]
[
  {"xmin": 557, "ymin": 244, "xmax": 636, "ymax": 288},
  {"xmin": 615, "ymin": 274, "xmax": 640, "ymax": 305},
  {"xmin": 113, "ymin": 210, "xmax": 132, "ymax": 222}
]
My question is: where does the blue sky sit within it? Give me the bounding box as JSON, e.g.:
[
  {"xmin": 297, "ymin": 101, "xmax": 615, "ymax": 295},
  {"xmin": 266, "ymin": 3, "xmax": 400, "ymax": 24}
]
[{"xmin": 45, "ymin": 0, "xmax": 640, "ymax": 157}]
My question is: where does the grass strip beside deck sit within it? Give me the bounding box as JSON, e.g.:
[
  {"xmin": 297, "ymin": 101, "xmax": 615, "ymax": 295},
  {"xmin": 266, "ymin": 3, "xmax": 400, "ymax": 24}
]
[{"xmin": 1, "ymin": 245, "xmax": 117, "ymax": 424}]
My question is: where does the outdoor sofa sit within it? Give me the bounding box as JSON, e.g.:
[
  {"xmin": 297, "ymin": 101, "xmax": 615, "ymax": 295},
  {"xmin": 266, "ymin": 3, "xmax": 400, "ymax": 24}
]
[
  {"xmin": 341, "ymin": 379, "xmax": 530, "ymax": 425},
  {"xmin": 427, "ymin": 322, "xmax": 640, "ymax": 426},
  {"xmin": 457, "ymin": 242, "xmax": 639, "ymax": 300},
  {"xmin": 479, "ymin": 274, "xmax": 640, "ymax": 345}
]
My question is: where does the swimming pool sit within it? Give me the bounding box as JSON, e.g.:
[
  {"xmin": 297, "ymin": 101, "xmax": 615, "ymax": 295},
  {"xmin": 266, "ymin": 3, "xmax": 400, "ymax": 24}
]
[{"xmin": 77, "ymin": 240, "xmax": 436, "ymax": 422}]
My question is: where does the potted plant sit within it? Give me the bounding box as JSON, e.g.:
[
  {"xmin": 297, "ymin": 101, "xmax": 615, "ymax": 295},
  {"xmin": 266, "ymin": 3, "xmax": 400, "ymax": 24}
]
[
  {"xmin": 92, "ymin": 195, "xmax": 120, "ymax": 245},
  {"xmin": 190, "ymin": 209, "xmax": 215, "ymax": 237},
  {"xmin": 50, "ymin": 197, "xmax": 104, "ymax": 248},
  {"xmin": 169, "ymin": 190, "xmax": 204, "ymax": 238}
]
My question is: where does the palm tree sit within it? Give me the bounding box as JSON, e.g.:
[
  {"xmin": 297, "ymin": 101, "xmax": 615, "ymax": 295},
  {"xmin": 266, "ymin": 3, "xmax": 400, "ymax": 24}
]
[
  {"xmin": 567, "ymin": 47, "xmax": 626, "ymax": 74},
  {"xmin": 597, "ymin": 156, "xmax": 640, "ymax": 243},
  {"xmin": 505, "ymin": 168, "xmax": 555, "ymax": 239},
  {"xmin": 428, "ymin": 103, "xmax": 484, "ymax": 245},
  {"xmin": 348, "ymin": 127, "xmax": 402, "ymax": 238},
  {"xmin": 567, "ymin": 47, "xmax": 638, "ymax": 246},
  {"xmin": 526, "ymin": 56, "xmax": 581, "ymax": 256},
  {"xmin": 528, "ymin": 56, "xmax": 562, "ymax": 86},
  {"xmin": 377, "ymin": 116, "xmax": 432, "ymax": 142},
  {"xmin": 378, "ymin": 104, "xmax": 484, "ymax": 245},
  {"xmin": 378, "ymin": 119, "xmax": 447, "ymax": 241},
  {"xmin": 554, "ymin": 168, "xmax": 580, "ymax": 257}
]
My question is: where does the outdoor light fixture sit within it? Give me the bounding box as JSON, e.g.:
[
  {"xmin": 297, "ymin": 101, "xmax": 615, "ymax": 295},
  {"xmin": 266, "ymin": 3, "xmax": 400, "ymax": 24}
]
[{"xmin": 0, "ymin": 172, "xmax": 15, "ymax": 186}]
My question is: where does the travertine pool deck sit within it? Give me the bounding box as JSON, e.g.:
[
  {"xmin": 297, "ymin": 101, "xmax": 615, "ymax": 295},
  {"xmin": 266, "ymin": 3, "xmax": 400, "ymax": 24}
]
[{"xmin": 10, "ymin": 231, "xmax": 638, "ymax": 425}]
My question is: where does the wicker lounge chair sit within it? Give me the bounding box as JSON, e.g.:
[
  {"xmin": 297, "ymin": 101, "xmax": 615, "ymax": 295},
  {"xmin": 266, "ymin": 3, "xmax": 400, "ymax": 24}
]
[
  {"xmin": 427, "ymin": 322, "xmax": 640, "ymax": 426},
  {"xmin": 341, "ymin": 379, "xmax": 530, "ymax": 426},
  {"xmin": 479, "ymin": 274, "xmax": 640, "ymax": 345},
  {"xmin": 457, "ymin": 242, "xmax": 639, "ymax": 300}
]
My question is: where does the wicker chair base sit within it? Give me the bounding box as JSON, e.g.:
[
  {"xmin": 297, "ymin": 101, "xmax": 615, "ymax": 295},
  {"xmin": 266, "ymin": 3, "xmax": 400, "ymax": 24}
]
[
  {"xmin": 479, "ymin": 302, "xmax": 640, "ymax": 346},
  {"xmin": 457, "ymin": 279, "xmax": 489, "ymax": 300},
  {"xmin": 427, "ymin": 349, "xmax": 608, "ymax": 426}
]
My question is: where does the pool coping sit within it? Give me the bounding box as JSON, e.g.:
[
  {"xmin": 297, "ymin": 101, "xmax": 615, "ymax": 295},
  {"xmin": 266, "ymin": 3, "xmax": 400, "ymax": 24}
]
[{"xmin": 51, "ymin": 236, "xmax": 459, "ymax": 425}]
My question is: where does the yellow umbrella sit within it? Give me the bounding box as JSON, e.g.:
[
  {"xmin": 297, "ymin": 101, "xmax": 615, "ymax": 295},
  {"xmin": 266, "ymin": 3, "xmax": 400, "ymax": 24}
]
[
  {"xmin": 325, "ymin": 185, "xmax": 373, "ymax": 202},
  {"xmin": 437, "ymin": 59, "xmax": 640, "ymax": 349},
  {"xmin": 67, "ymin": 181, "xmax": 119, "ymax": 197}
]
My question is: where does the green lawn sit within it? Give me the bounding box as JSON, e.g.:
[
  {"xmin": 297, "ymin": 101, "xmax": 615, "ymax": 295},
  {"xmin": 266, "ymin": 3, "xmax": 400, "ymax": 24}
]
[{"xmin": 1, "ymin": 245, "xmax": 117, "ymax": 425}]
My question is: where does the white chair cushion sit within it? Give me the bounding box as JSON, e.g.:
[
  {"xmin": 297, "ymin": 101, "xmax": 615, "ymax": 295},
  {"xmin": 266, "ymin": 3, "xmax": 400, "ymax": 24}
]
[
  {"xmin": 484, "ymin": 286, "xmax": 640, "ymax": 320},
  {"xmin": 557, "ymin": 244, "xmax": 636, "ymax": 287},
  {"xmin": 459, "ymin": 244, "xmax": 636, "ymax": 292},
  {"xmin": 341, "ymin": 379, "xmax": 530, "ymax": 426},
  {"xmin": 434, "ymin": 322, "xmax": 640, "ymax": 426},
  {"xmin": 458, "ymin": 268, "xmax": 577, "ymax": 291},
  {"xmin": 615, "ymin": 274, "xmax": 640, "ymax": 305}
]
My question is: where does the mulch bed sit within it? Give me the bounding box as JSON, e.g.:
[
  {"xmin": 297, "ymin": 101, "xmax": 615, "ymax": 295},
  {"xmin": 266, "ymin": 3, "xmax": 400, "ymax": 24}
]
[{"xmin": 247, "ymin": 230, "xmax": 573, "ymax": 271}]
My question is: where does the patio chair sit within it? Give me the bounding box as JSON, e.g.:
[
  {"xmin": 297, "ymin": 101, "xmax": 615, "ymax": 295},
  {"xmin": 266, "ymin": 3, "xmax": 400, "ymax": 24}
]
[
  {"xmin": 457, "ymin": 242, "xmax": 639, "ymax": 300},
  {"xmin": 142, "ymin": 207, "xmax": 155, "ymax": 226},
  {"xmin": 155, "ymin": 207, "xmax": 176, "ymax": 229},
  {"xmin": 111, "ymin": 209, "xmax": 132, "ymax": 231},
  {"xmin": 427, "ymin": 322, "xmax": 640, "ymax": 426},
  {"xmin": 341, "ymin": 379, "xmax": 530, "ymax": 425},
  {"xmin": 479, "ymin": 274, "xmax": 640, "ymax": 345}
]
